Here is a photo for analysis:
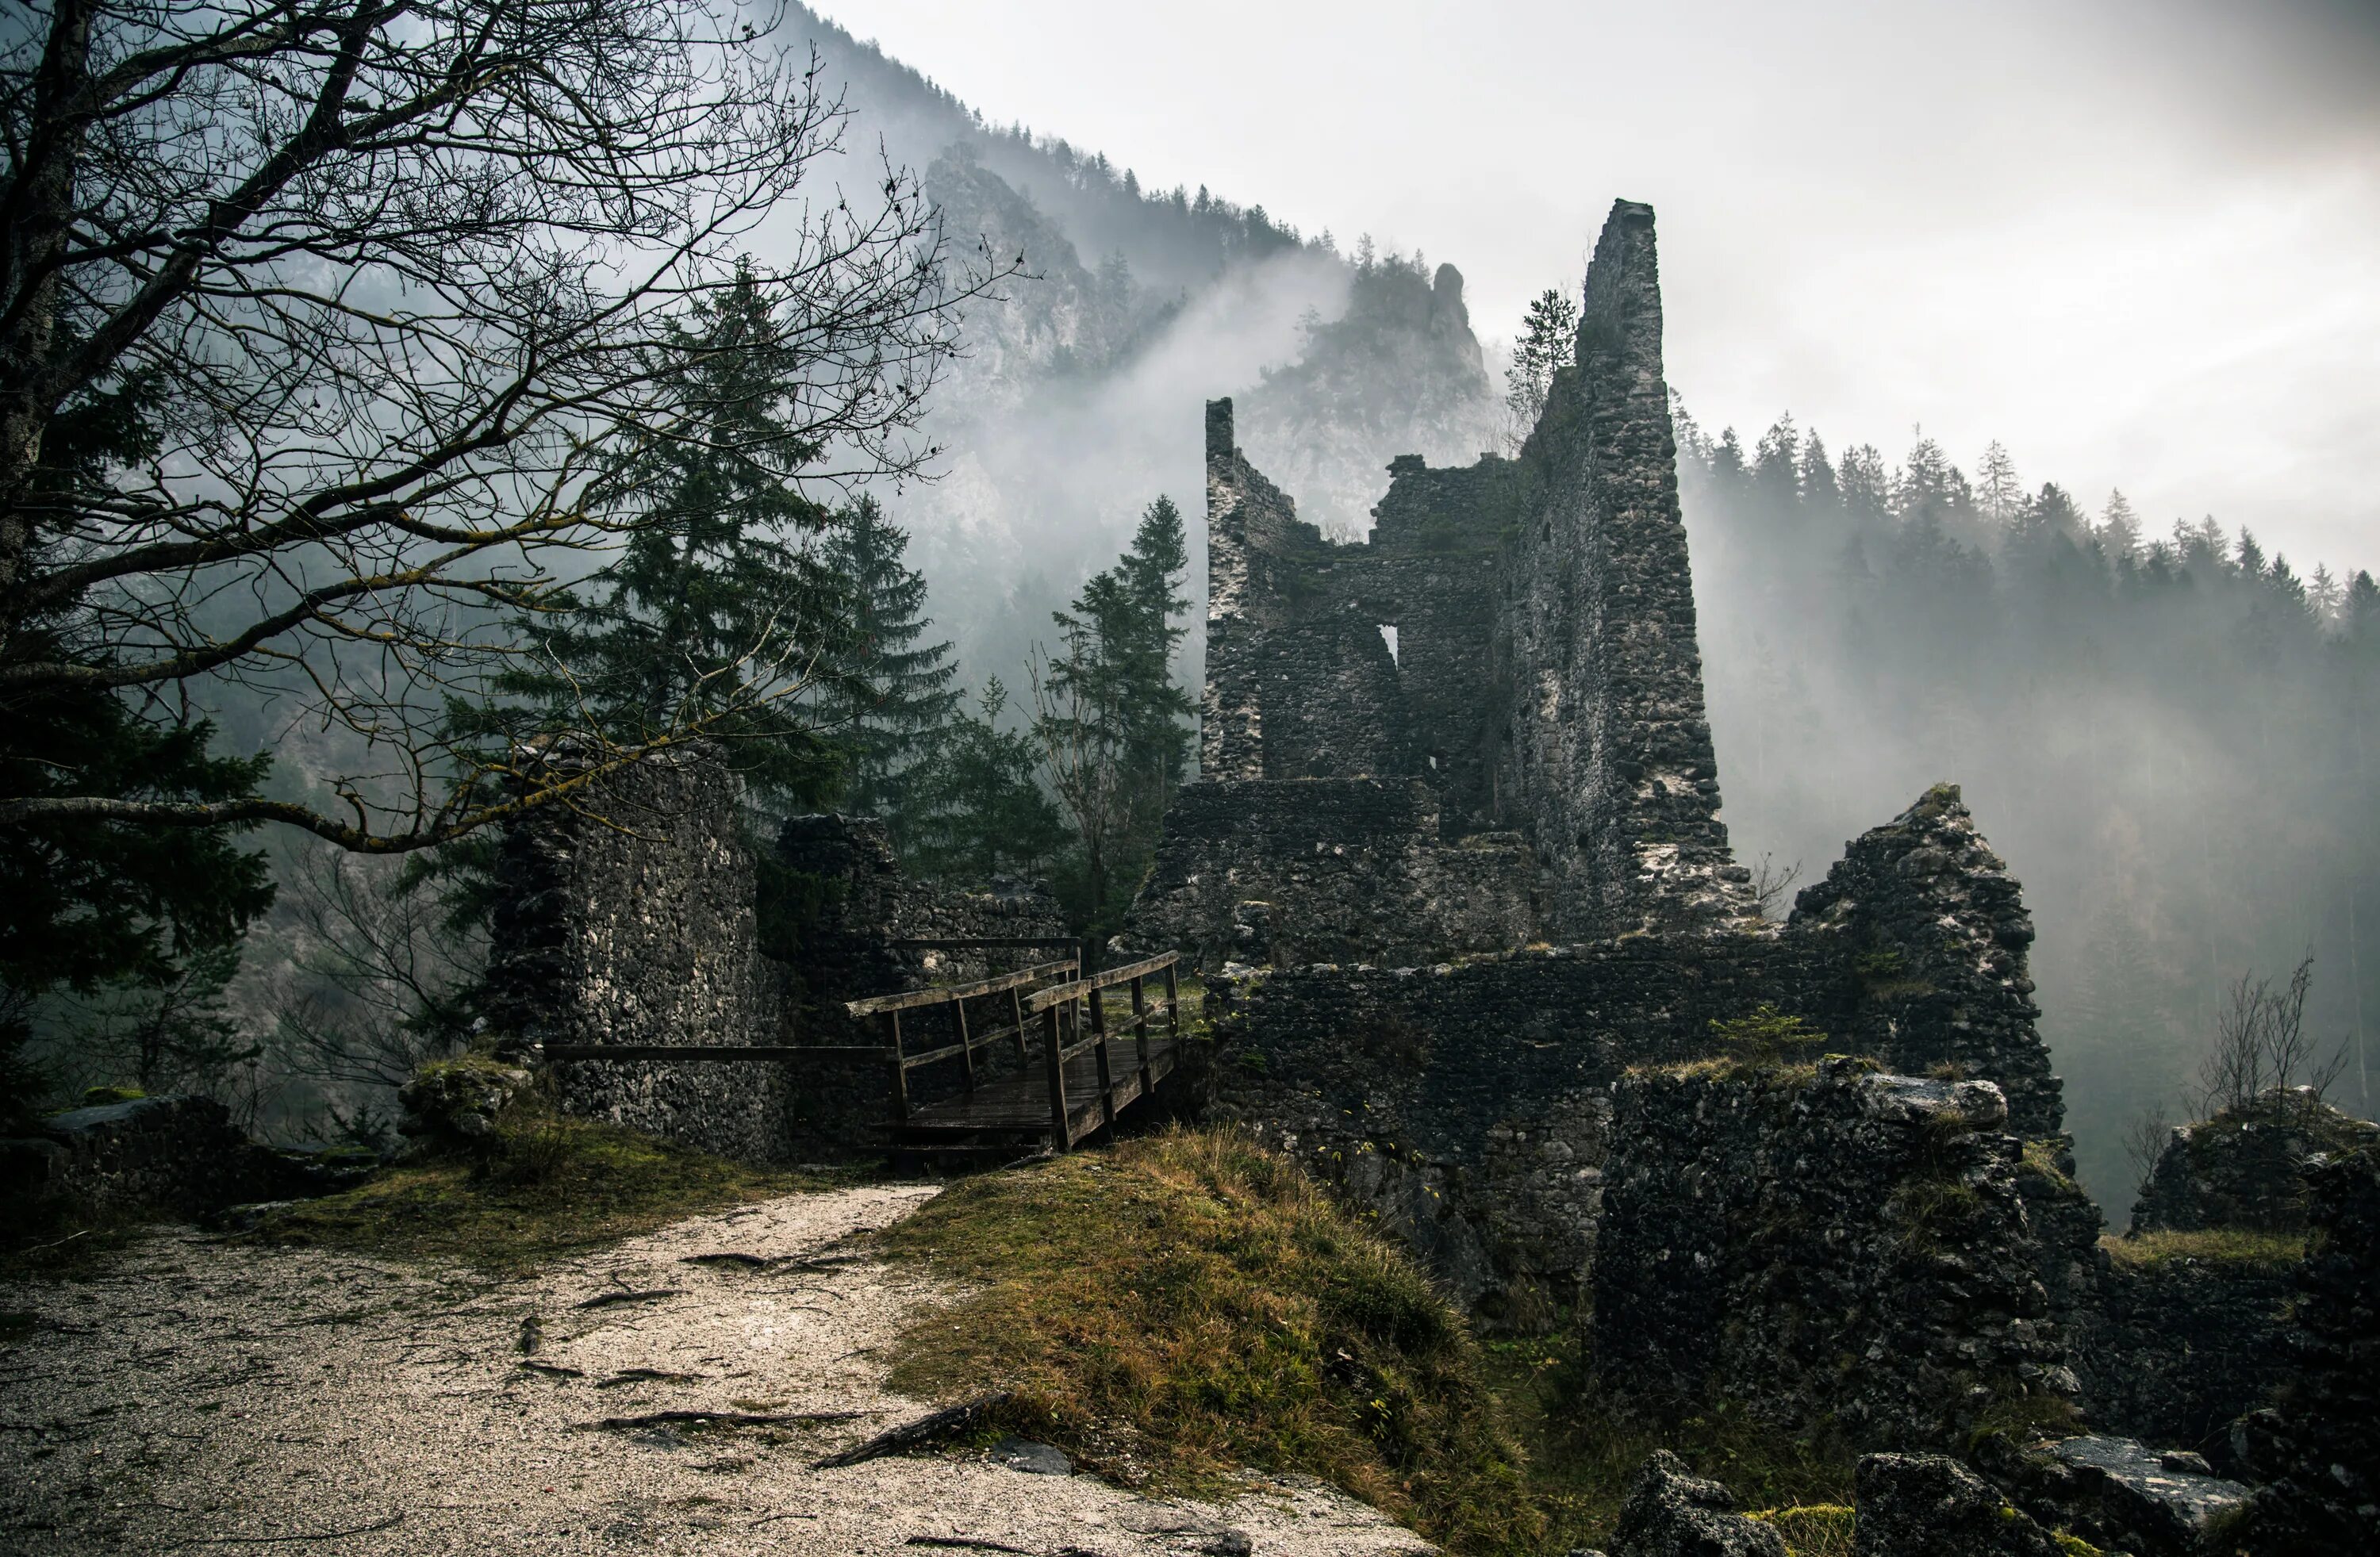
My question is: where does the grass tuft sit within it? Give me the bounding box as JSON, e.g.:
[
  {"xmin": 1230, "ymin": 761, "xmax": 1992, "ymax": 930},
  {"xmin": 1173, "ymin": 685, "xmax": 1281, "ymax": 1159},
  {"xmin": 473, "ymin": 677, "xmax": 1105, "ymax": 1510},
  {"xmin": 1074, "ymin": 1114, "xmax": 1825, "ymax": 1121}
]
[
  {"xmin": 1480, "ymin": 1335, "xmax": 1855, "ymax": 1553},
  {"xmin": 1751, "ymin": 1501, "xmax": 1856, "ymax": 1557},
  {"xmin": 2101, "ymin": 1228, "xmax": 2305, "ymax": 1271},
  {"xmin": 871, "ymin": 1126, "xmax": 1539, "ymax": 1555}
]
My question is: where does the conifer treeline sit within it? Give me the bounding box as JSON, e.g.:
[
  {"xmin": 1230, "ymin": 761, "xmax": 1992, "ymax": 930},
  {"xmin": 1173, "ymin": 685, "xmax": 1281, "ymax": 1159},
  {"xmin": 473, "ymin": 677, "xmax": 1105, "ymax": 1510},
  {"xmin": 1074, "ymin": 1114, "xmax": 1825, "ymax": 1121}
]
[{"xmin": 1674, "ymin": 404, "xmax": 2379, "ymax": 1198}]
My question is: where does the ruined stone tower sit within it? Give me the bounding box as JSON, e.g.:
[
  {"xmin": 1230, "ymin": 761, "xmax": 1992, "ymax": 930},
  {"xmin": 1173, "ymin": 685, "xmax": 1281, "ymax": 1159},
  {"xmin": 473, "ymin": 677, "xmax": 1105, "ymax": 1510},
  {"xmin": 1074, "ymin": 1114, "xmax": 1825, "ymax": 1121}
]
[{"xmin": 1134, "ymin": 199, "xmax": 1759, "ymax": 965}]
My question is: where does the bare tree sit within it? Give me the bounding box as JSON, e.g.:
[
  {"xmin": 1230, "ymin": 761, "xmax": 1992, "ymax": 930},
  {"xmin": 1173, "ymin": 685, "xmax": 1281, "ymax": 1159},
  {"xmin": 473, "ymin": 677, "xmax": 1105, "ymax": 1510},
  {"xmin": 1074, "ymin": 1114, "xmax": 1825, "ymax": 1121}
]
[
  {"xmin": 268, "ymin": 842, "xmax": 481, "ymax": 1101},
  {"xmin": 1, "ymin": 0, "xmax": 1008, "ymax": 852},
  {"xmin": 1749, "ymin": 852, "xmax": 1802, "ymax": 921},
  {"xmin": 2190, "ymin": 955, "xmax": 2349, "ymax": 1120},
  {"xmin": 2121, "ymin": 1097, "xmax": 2173, "ymax": 1193}
]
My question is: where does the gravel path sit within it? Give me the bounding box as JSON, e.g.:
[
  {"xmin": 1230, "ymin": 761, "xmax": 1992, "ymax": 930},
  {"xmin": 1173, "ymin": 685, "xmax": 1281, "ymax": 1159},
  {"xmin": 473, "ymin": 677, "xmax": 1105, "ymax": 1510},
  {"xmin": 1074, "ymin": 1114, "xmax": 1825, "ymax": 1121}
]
[{"xmin": 0, "ymin": 1185, "xmax": 1436, "ymax": 1556}]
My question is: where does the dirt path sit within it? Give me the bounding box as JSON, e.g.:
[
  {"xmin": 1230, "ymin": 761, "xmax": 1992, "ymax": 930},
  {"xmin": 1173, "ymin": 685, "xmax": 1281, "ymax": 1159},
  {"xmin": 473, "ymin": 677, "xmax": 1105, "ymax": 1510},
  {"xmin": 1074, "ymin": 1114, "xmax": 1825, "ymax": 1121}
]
[{"xmin": 0, "ymin": 1185, "xmax": 1436, "ymax": 1556}]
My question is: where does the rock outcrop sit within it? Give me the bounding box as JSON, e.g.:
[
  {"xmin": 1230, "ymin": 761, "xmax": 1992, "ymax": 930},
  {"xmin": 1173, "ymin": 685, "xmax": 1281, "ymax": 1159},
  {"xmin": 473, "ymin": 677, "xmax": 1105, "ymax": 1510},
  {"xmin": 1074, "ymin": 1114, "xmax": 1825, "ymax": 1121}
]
[
  {"xmin": 2130, "ymin": 1091, "xmax": 2377, "ymax": 1234},
  {"xmin": 1603, "ymin": 1451, "xmax": 1787, "ymax": 1557},
  {"xmin": 1591, "ymin": 1057, "xmax": 2074, "ymax": 1450},
  {"xmin": 1852, "ymin": 1452, "xmax": 2067, "ymax": 1557}
]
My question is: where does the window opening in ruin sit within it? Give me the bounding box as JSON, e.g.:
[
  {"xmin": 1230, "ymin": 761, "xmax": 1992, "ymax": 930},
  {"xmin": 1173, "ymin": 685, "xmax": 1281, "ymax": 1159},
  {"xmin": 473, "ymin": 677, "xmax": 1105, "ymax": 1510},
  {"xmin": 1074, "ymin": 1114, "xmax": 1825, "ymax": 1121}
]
[{"xmin": 1379, "ymin": 624, "xmax": 1399, "ymax": 664}]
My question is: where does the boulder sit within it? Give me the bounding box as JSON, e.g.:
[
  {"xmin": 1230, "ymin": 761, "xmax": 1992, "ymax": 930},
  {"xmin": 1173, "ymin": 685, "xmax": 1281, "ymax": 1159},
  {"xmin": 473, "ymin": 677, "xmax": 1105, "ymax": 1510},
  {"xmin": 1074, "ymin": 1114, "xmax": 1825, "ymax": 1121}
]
[
  {"xmin": 1607, "ymin": 1450, "xmax": 1787, "ymax": 1557},
  {"xmin": 1852, "ymin": 1452, "xmax": 2063, "ymax": 1557},
  {"xmin": 2044, "ymin": 1435, "xmax": 2251, "ymax": 1555},
  {"xmin": 397, "ymin": 1056, "xmax": 535, "ymax": 1148}
]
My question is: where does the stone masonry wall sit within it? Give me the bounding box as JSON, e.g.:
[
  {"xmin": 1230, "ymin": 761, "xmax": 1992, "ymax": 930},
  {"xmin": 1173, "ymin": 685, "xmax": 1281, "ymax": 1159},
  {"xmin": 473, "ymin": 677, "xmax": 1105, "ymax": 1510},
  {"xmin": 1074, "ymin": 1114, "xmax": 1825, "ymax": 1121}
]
[
  {"xmin": 1203, "ymin": 935, "xmax": 1852, "ymax": 1329},
  {"xmin": 483, "ymin": 745, "xmax": 792, "ymax": 1160},
  {"xmin": 2129, "ymin": 1092, "xmax": 2378, "ymax": 1234},
  {"xmin": 2237, "ymin": 1145, "xmax": 2380, "ymax": 1555},
  {"xmin": 3, "ymin": 1095, "xmax": 279, "ymax": 1217},
  {"xmin": 1120, "ymin": 778, "xmax": 1534, "ymax": 973},
  {"xmin": 484, "ymin": 756, "xmax": 1066, "ymax": 1162},
  {"xmin": 1592, "ymin": 1059, "xmax": 2075, "ymax": 1451},
  {"xmin": 1787, "ymin": 783, "xmax": 2064, "ymax": 1137},
  {"xmin": 1493, "ymin": 202, "xmax": 1758, "ymax": 939},
  {"xmin": 2079, "ymin": 1252, "xmax": 2296, "ymax": 1465}
]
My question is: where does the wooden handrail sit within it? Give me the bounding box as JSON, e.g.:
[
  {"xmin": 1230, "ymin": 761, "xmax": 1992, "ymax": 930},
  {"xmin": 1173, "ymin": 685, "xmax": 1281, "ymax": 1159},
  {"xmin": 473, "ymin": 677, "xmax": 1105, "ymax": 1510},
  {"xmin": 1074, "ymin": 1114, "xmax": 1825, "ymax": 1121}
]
[
  {"xmin": 845, "ymin": 958, "xmax": 1078, "ymax": 1016},
  {"xmin": 1084, "ymin": 951, "xmax": 1178, "ymax": 990},
  {"xmin": 545, "ymin": 1044, "xmax": 889, "ymax": 1061},
  {"xmin": 884, "ymin": 936, "xmax": 1084, "ymax": 950},
  {"xmin": 1024, "ymin": 952, "xmax": 1180, "ymax": 1014}
]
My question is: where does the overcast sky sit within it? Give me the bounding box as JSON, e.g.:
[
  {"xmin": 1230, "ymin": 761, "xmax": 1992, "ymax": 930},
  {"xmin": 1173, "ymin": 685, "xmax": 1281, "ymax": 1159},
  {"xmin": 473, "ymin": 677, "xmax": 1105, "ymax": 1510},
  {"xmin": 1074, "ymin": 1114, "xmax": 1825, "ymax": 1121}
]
[{"xmin": 820, "ymin": 0, "xmax": 2378, "ymax": 573}]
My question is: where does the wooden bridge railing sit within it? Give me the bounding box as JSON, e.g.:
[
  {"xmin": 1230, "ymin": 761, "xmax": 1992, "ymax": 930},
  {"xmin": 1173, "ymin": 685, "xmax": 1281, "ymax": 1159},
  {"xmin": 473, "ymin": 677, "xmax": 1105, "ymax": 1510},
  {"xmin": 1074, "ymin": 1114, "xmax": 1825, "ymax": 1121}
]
[
  {"xmin": 1020, "ymin": 952, "xmax": 1184, "ymax": 1148},
  {"xmin": 846, "ymin": 957, "xmax": 1080, "ymax": 1120}
]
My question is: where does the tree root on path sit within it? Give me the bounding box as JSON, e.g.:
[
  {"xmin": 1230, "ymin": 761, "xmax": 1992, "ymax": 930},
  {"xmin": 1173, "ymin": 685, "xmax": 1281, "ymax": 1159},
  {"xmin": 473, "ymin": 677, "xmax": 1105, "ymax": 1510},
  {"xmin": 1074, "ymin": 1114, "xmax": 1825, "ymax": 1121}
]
[{"xmin": 813, "ymin": 1393, "xmax": 1014, "ymax": 1470}]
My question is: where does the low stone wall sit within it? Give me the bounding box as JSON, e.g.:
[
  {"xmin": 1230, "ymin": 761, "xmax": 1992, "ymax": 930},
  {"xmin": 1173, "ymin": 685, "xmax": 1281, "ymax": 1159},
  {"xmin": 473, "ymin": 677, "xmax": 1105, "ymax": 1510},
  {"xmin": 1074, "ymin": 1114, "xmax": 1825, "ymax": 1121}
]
[
  {"xmin": 1591, "ymin": 1059, "xmax": 2072, "ymax": 1451},
  {"xmin": 484, "ymin": 745, "xmax": 793, "ymax": 1161},
  {"xmin": 2077, "ymin": 1249, "xmax": 2295, "ymax": 1462},
  {"xmin": 4, "ymin": 1095, "xmax": 278, "ymax": 1217},
  {"xmin": 1120, "ymin": 778, "xmax": 1534, "ymax": 973},
  {"xmin": 2236, "ymin": 1145, "xmax": 2380, "ymax": 1553}
]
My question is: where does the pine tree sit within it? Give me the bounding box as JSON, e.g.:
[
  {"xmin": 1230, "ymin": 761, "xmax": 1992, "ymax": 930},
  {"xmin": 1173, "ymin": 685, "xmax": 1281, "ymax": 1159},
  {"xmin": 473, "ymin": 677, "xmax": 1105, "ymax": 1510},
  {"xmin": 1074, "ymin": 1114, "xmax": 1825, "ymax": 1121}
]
[
  {"xmin": 1799, "ymin": 431, "xmax": 1840, "ymax": 512},
  {"xmin": 1976, "ymin": 439, "xmax": 2022, "ymax": 527},
  {"xmin": 1753, "ymin": 415, "xmax": 1802, "ymax": 512},
  {"xmin": 1503, "ymin": 287, "xmax": 1580, "ymax": 449},
  {"xmin": 1029, "ymin": 496, "xmax": 1193, "ymax": 934},
  {"xmin": 460, "ymin": 264, "xmax": 854, "ymax": 814},
  {"xmin": 1, "ymin": 378, "xmax": 275, "ymax": 1122},
  {"xmin": 911, "ymin": 680, "xmax": 1065, "ymax": 884},
  {"xmin": 2100, "ymin": 489, "xmax": 2143, "ymax": 560},
  {"xmin": 815, "ymin": 495, "xmax": 960, "ymax": 846}
]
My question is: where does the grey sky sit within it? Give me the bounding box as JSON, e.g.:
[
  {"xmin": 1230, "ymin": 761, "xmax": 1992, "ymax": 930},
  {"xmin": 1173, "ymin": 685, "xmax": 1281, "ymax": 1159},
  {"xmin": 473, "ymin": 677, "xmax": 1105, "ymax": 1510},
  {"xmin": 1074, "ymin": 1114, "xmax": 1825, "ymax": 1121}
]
[{"xmin": 819, "ymin": 0, "xmax": 2379, "ymax": 573}]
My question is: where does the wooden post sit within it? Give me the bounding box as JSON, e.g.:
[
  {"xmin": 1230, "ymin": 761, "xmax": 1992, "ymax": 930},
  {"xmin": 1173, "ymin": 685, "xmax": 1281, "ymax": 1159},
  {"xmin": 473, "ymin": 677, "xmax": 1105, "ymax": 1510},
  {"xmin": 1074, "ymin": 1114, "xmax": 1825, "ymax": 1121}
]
[
  {"xmin": 1129, "ymin": 974, "xmax": 1154, "ymax": 1095},
  {"xmin": 1042, "ymin": 1002, "xmax": 1071, "ymax": 1149},
  {"xmin": 1163, "ymin": 960, "xmax": 1182, "ymax": 1042},
  {"xmin": 954, "ymin": 994, "xmax": 976, "ymax": 1092},
  {"xmin": 1010, "ymin": 984, "xmax": 1031, "ymax": 1068},
  {"xmin": 888, "ymin": 1010, "xmax": 910, "ymax": 1122},
  {"xmin": 1089, "ymin": 982, "xmax": 1117, "ymax": 1132}
]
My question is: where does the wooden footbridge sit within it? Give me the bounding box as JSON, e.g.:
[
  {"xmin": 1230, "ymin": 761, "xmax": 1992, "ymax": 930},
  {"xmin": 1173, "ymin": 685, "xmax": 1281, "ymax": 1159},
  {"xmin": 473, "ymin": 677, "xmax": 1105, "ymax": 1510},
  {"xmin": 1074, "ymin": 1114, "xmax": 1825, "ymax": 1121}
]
[
  {"xmin": 544, "ymin": 938, "xmax": 1194, "ymax": 1159},
  {"xmin": 845, "ymin": 945, "xmax": 1189, "ymax": 1155}
]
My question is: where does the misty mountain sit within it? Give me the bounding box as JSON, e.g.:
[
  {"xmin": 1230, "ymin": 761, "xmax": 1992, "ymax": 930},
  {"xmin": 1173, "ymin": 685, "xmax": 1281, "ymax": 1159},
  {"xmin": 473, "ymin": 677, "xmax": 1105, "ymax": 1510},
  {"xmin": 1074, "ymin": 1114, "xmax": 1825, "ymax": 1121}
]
[{"xmin": 774, "ymin": 3, "xmax": 1499, "ymax": 677}]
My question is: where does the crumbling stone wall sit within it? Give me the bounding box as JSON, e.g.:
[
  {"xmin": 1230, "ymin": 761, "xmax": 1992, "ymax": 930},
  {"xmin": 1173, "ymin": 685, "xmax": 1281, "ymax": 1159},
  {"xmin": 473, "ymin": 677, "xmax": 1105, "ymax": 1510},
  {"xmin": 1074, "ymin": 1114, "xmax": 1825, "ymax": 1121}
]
[
  {"xmin": 2079, "ymin": 1250, "xmax": 2296, "ymax": 1463},
  {"xmin": 2129, "ymin": 1092, "xmax": 2377, "ymax": 1233},
  {"xmin": 484, "ymin": 754, "xmax": 1065, "ymax": 1162},
  {"xmin": 2236, "ymin": 1145, "xmax": 2380, "ymax": 1555},
  {"xmin": 1203, "ymin": 936, "xmax": 1852, "ymax": 1328},
  {"xmin": 1494, "ymin": 202, "xmax": 1757, "ymax": 938},
  {"xmin": 1787, "ymin": 783, "xmax": 2063, "ymax": 1137},
  {"xmin": 1185, "ymin": 203, "xmax": 1759, "ymax": 943},
  {"xmin": 1122, "ymin": 778, "xmax": 1532, "ymax": 972},
  {"xmin": 484, "ymin": 745, "xmax": 793, "ymax": 1160},
  {"xmin": 2, "ymin": 1095, "xmax": 278, "ymax": 1217},
  {"xmin": 1591, "ymin": 1058, "xmax": 2074, "ymax": 1449}
]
